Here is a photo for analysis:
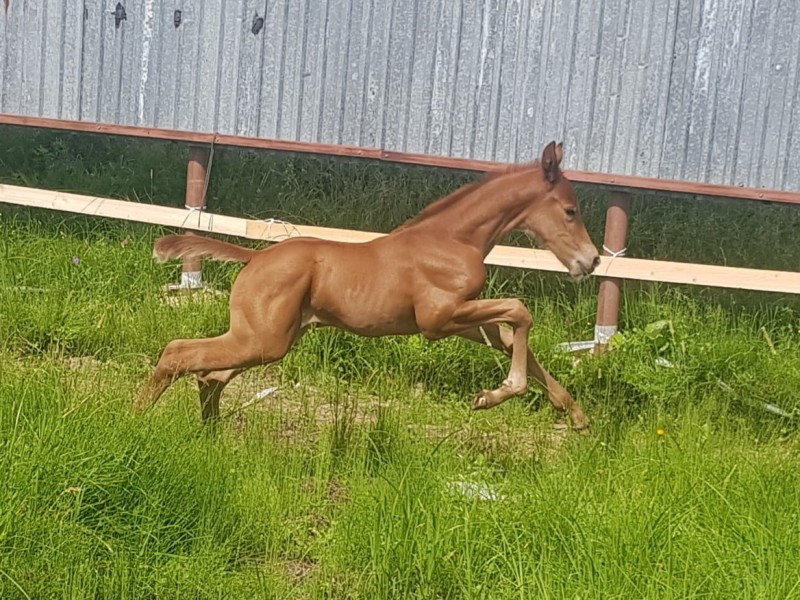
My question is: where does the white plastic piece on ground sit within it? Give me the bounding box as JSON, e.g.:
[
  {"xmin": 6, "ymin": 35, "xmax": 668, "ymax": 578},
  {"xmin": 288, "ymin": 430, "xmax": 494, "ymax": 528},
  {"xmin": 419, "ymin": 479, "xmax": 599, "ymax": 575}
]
[
  {"xmin": 763, "ymin": 403, "xmax": 793, "ymax": 418},
  {"xmin": 655, "ymin": 357, "xmax": 674, "ymax": 368},
  {"xmin": 254, "ymin": 387, "xmax": 279, "ymax": 400},
  {"xmin": 558, "ymin": 325, "xmax": 620, "ymax": 353},
  {"xmin": 558, "ymin": 339, "xmax": 595, "ymax": 353},
  {"xmin": 446, "ymin": 481, "xmax": 506, "ymax": 501}
]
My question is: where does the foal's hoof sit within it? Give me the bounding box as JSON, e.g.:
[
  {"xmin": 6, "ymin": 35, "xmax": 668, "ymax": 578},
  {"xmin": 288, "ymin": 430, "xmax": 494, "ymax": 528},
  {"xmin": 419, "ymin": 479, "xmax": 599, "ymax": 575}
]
[
  {"xmin": 471, "ymin": 389, "xmax": 502, "ymax": 410},
  {"xmin": 570, "ymin": 408, "xmax": 591, "ymax": 433},
  {"xmin": 472, "ymin": 391, "xmax": 491, "ymax": 410}
]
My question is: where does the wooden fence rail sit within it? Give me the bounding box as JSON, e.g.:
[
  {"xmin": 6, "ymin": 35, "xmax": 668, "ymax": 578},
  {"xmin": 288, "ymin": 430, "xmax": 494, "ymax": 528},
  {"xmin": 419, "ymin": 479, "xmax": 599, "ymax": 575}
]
[{"xmin": 2, "ymin": 183, "xmax": 799, "ymax": 295}]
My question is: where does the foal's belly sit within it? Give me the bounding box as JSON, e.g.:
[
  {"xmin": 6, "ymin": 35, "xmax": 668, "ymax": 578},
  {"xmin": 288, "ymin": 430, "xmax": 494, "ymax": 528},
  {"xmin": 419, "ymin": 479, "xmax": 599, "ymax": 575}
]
[{"xmin": 305, "ymin": 240, "xmax": 421, "ymax": 336}]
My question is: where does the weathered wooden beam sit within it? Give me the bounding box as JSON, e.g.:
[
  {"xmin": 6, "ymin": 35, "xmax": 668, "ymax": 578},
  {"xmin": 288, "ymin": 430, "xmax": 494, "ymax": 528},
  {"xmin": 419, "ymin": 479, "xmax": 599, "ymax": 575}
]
[{"xmin": 2, "ymin": 183, "xmax": 799, "ymax": 294}]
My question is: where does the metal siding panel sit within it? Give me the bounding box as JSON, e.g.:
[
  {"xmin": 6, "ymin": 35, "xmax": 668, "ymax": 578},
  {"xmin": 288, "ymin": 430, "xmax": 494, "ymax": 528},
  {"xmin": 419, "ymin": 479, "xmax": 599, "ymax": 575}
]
[
  {"xmin": 557, "ymin": 1, "xmax": 584, "ymax": 155},
  {"xmin": 780, "ymin": 7, "xmax": 800, "ymax": 190},
  {"xmin": 360, "ymin": 0, "xmax": 391, "ymax": 148},
  {"xmin": 298, "ymin": 0, "xmax": 327, "ymax": 142},
  {"xmin": 629, "ymin": 0, "xmax": 674, "ymax": 178},
  {"xmin": 257, "ymin": 0, "xmax": 288, "ymax": 139},
  {"xmin": 60, "ymin": 2, "xmax": 85, "ymax": 120},
  {"xmin": 733, "ymin": 0, "xmax": 772, "ymax": 187},
  {"xmin": 339, "ymin": 0, "xmax": 369, "ymax": 146},
  {"xmin": 506, "ymin": 0, "xmax": 531, "ymax": 162},
  {"xmin": 660, "ymin": 0, "xmax": 703, "ymax": 179},
  {"xmin": 97, "ymin": 0, "xmax": 126, "ymax": 124},
  {"xmin": 136, "ymin": 0, "xmax": 158, "ymax": 126},
  {"xmin": 0, "ymin": 2, "xmax": 8, "ymax": 110},
  {"xmin": 426, "ymin": 0, "xmax": 462, "ymax": 156},
  {"xmin": 613, "ymin": 1, "xmax": 650, "ymax": 175},
  {"xmin": 276, "ymin": 0, "xmax": 307, "ymax": 140},
  {"xmin": 22, "ymin": 1, "xmax": 45, "ymax": 115},
  {"xmin": 694, "ymin": 0, "xmax": 729, "ymax": 183},
  {"xmin": 754, "ymin": 0, "xmax": 796, "ymax": 189},
  {"xmin": 115, "ymin": 0, "xmax": 140, "ymax": 124},
  {"xmin": 194, "ymin": 0, "xmax": 223, "ymax": 132},
  {"xmin": 317, "ymin": 0, "xmax": 350, "ymax": 144},
  {"xmin": 405, "ymin": 0, "xmax": 439, "ymax": 154},
  {"xmin": 382, "ymin": 0, "xmax": 418, "ymax": 151},
  {"xmin": 515, "ymin": 0, "xmax": 546, "ymax": 163},
  {"xmin": 597, "ymin": 0, "xmax": 632, "ymax": 173},
  {"xmin": 682, "ymin": 0, "xmax": 720, "ymax": 182},
  {"xmin": 216, "ymin": 0, "xmax": 246, "ymax": 134},
  {"xmin": 450, "ymin": 0, "xmax": 482, "ymax": 158},
  {"xmin": 584, "ymin": 0, "xmax": 620, "ymax": 172},
  {"xmin": 562, "ymin": 0, "xmax": 601, "ymax": 170},
  {"xmin": 80, "ymin": 0, "xmax": 103, "ymax": 121},
  {"xmin": 174, "ymin": 0, "xmax": 202, "ymax": 132},
  {"xmin": 118, "ymin": 0, "xmax": 145, "ymax": 126},
  {"xmin": 154, "ymin": 0, "xmax": 179, "ymax": 128},
  {"xmin": 492, "ymin": 0, "xmax": 523, "ymax": 163},
  {"xmin": 472, "ymin": 0, "xmax": 504, "ymax": 161},
  {"xmin": 41, "ymin": 0, "xmax": 64, "ymax": 118},
  {"xmin": 703, "ymin": 0, "xmax": 745, "ymax": 185},
  {"xmin": 648, "ymin": 0, "xmax": 681, "ymax": 178},
  {"xmin": 537, "ymin": 0, "xmax": 586, "ymax": 156},
  {"xmin": 234, "ymin": 0, "xmax": 266, "ymax": 136},
  {"xmin": 538, "ymin": 0, "xmax": 571, "ymax": 150}
]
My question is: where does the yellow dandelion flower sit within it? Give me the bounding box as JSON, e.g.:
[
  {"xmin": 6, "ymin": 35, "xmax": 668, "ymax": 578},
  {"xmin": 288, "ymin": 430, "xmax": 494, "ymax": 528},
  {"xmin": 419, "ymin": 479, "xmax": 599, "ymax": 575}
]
[{"xmin": 656, "ymin": 428, "xmax": 665, "ymax": 436}]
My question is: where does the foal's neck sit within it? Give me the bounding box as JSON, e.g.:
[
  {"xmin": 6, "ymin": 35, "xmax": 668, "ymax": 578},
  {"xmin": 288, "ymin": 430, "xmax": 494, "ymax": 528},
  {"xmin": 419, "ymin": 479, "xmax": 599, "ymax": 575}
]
[{"xmin": 446, "ymin": 174, "xmax": 537, "ymax": 257}]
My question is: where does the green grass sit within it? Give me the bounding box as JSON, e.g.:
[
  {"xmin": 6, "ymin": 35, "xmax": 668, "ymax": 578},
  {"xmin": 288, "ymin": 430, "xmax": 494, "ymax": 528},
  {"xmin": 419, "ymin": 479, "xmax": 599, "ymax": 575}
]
[{"xmin": 1, "ymin": 128, "xmax": 800, "ymax": 597}]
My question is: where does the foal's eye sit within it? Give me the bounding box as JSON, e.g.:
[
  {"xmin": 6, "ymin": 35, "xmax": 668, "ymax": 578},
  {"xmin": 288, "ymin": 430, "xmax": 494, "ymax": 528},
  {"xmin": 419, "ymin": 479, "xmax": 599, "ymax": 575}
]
[{"xmin": 565, "ymin": 207, "xmax": 577, "ymax": 219}]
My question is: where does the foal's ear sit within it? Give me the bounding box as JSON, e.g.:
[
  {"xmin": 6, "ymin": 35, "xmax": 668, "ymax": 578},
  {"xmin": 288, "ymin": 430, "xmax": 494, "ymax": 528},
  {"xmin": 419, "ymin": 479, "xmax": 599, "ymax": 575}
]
[{"xmin": 541, "ymin": 141, "xmax": 563, "ymax": 184}]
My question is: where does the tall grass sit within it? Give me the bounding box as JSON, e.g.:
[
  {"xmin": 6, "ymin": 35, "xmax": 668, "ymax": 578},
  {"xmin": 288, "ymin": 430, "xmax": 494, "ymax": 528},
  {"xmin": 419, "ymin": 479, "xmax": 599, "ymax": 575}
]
[{"xmin": 1, "ymin": 126, "xmax": 799, "ymax": 597}]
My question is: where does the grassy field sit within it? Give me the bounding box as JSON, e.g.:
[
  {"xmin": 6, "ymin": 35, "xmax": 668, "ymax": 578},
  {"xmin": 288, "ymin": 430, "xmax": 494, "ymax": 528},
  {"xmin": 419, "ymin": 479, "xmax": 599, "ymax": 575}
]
[{"xmin": 1, "ymin": 127, "xmax": 800, "ymax": 598}]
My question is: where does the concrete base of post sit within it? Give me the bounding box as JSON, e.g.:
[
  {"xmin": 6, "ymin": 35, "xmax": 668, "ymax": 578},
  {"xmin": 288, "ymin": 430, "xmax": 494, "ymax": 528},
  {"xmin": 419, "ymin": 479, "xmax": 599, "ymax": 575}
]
[{"xmin": 164, "ymin": 270, "xmax": 205, "ymax": 292}]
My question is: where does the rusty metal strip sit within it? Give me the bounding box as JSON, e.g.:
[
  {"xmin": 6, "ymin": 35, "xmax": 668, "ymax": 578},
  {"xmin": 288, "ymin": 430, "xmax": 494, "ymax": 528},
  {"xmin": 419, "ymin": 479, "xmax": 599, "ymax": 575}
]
[{"xmin": 1, "ymin": 113, "xmax": 798, "ymax": 205}]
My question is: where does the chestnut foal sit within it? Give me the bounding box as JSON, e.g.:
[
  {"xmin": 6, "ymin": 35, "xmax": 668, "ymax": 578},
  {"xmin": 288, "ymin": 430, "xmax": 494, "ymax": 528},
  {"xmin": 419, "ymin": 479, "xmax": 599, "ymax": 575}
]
[{"xmin": 136, "ymin": 142, "xmax": 600, "ymax": 429}]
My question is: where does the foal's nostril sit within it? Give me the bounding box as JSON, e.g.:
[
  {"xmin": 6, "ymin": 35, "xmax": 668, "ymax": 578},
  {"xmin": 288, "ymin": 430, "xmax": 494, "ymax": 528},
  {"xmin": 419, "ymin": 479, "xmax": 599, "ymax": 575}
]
[{"xmin": 592, "ymin": 255, "xmax": 601, "ymax": 270}]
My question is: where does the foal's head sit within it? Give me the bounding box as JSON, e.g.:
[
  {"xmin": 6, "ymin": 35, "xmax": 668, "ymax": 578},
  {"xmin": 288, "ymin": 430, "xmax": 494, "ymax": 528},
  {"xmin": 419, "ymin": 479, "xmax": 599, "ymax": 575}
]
[{"xmin": 513, "ymin": 142, "xmax": 600, "ymax": 279}]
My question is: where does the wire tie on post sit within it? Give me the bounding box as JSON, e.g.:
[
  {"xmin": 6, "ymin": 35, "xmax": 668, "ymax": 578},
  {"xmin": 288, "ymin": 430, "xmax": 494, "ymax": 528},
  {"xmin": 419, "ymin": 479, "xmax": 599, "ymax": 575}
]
[
  {"xmin": 602, "ymin": 245, "xmax": 627, "ymax": 258},
  {"xmin": 181, "ymin": 204, "xmax": 211, "ymax": 231}
]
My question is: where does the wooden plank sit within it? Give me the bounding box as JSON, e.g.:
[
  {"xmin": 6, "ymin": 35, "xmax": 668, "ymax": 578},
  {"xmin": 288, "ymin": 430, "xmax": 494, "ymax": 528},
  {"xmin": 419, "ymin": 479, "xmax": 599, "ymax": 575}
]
[
  {"xmin": 0, "ymin": 183, "xmax": 247, "ymax": 237},
  {"xmin": 1, "ymin": 113, "xmax": 799, "ymax": 205},
  {"xmin": 1, "ymin": 183, "xmax": 800, "ymax": 294}
]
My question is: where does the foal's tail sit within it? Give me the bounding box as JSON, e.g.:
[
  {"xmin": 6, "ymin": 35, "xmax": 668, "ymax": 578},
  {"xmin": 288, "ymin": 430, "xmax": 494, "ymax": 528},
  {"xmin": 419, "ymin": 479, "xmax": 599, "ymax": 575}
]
[{"xmin": 153, "ymin": 235, "xmax": 257, "ymax": 263}]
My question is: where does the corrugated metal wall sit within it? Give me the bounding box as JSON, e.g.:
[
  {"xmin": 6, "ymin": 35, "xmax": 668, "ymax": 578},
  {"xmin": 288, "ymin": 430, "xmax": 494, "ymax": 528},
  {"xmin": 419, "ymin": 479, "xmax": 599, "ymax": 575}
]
[{"xmin": 1, "ymin": 0, "xmax": 798, "ymax": 191}]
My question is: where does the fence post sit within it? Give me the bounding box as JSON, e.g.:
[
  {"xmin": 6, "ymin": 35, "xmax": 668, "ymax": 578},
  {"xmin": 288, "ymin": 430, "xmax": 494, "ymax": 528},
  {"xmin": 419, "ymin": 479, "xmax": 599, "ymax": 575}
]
[
  {"xmin": 593, "ymin": 191, "xmax": 631, "ymax": 354},
  {"xmin": 178, "ymin": 145, "xmax": 211, "ymax": 289}
]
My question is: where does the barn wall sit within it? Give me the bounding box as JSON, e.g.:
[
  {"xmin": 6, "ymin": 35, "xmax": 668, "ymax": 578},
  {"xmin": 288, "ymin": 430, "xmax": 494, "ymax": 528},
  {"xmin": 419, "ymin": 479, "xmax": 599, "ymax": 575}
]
[{"xmin": 1, "ymin": 0, "xmax": 798, "ymax": 191}]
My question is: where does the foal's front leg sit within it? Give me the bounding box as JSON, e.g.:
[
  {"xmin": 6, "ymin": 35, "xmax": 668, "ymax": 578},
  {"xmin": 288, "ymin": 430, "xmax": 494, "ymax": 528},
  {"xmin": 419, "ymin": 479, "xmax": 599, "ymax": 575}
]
[
  {"xmin": 457, "ymin": 324, "xmax": 589, "ymax": 429},
  {"xmin": 424, "ymin": 299, "xmax": 533, "ymax": 409}
]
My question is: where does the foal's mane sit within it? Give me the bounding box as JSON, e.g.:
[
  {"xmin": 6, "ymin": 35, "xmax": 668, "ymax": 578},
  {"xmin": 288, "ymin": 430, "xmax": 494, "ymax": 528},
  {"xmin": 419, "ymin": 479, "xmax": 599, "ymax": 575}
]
[{"xmin": 394, "ymin": 160, "xmax": 541, "ymax": 231}]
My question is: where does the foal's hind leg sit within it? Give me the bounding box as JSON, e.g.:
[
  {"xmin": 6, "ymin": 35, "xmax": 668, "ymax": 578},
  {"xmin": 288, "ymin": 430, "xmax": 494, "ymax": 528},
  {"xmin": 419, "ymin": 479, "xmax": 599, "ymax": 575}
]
[
  {"xmin": 195, "ymin": 325, "xmax": 311, "ymax": 422},
  {"xmin": 457, "ymin": 325, "xmax": 589, "ymax": 430},
  {"xmin": 198, "ymin": 368, "xmax": 244, "ymax": 422},
  {"xmin": 134, "ymin": 333, "xmax": 262, "ymax": 414},
  {"xmin": 136, "ymin": 320, "xmax": 306, "ymax": 418}
]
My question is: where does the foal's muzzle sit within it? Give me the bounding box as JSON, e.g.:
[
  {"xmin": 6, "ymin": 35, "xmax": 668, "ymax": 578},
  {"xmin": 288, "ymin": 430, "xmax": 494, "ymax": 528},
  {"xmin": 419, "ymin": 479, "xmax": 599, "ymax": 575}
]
[{"xmin": 570, "ymin": 254, "xmax": 601, "ymax": 280}]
